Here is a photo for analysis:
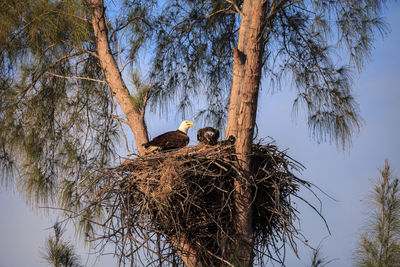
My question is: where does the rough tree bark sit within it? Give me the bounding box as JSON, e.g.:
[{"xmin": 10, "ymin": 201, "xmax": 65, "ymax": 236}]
[
  {"xmin": 88, "ymin": 0, "xmax": 148, "ymax": 155},
  {"xmin": 226, "ymin": 0, "xmax": 268, "ymax": 265},
  {"xmin": 89, "ymin": 0, "xmax": 201, "ymax": 264},
  {"xmin": 171, "ymin": 236, "xmax": 201, "ymax": 267},
  {"xmin": 89, "ymin": 0, "xmax": 284, "ymax": 265}
]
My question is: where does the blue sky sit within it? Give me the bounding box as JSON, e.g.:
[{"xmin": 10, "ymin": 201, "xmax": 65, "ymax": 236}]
[{"xmin": 1, "ymin": 3, "xmax": 400, "ymax": 267}]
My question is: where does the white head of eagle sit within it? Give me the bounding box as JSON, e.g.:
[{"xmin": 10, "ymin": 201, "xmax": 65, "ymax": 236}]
[
  {"xmin": 143, "ymin": 120, "xmax": 194, "ymax": 152},
  {"xmin": 178, "ymin": 120, "xmax": 195, "ymax": 134}
]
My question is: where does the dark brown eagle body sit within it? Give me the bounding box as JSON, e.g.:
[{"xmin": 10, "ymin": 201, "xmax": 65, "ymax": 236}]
[
  {"xmin": 143, "ymin": 120, "xmax": 194, "ymax": 152},
  {"xmin": 143, "ymin": 130, "xmax": 189, "ymax": 151},
  {"xmin": 197, "ymin": 127, "xmax": 220, "ymax": 145}
]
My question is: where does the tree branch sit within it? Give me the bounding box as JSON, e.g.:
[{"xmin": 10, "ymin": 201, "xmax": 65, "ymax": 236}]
[
  {"xmin": 225, "ymin": 0, "xmax": 244, "ymax": 16},
  {"xmin": 61, "ymin": 40, "xmax": 99, "ymax": 59},
  {"xmin": 46, "ymin": 72, "xmax": 106, "ymax": 83},
  {"xmin": 112, "ymin": 115, "xmax": 129, "ymax": 125},
  {"xmin": 88, "ymin": 0, "xmax": 149, "ymax": 155}
]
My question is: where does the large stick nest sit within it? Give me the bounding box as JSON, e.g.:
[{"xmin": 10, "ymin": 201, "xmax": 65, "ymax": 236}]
[{"xmin": 81, "ymin": 141, "xmax": 318, "ymax": 266}]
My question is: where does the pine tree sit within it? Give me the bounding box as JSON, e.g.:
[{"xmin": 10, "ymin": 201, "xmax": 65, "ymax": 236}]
[
  {"xmin": 354, "ymin": 160, "xmax": 400, "ymax": 267},
  {"xmin": 309, "ymin": 242, "xmax": 335, "ymax": 267},
  {"xmin": 0, "ymin": 0, "xmax": 394, "ymax": 266},
  {"xmin": 42, "ymin": 223, "xmax": 82, "ymax": 267}
]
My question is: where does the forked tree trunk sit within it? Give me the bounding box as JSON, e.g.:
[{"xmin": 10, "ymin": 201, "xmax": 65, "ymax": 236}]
[
  {"xmin": 226, "ymin": 0, "xmax": 267, "ymax": 265},
  {"xmin": 91, "ymin": 0, "xmax": 269, "ymax": 265},
  {"xmin": 89, "ymin": 0, "xmax": 148, "ymax": 155}
]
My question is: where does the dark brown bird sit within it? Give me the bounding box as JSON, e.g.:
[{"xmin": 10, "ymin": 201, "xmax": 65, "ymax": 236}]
[
  {"xmin": 197, "ymin": 127, "xmax": 220, "ymax": 145},
  {"xmin": 220, "ymin": 135, "xmax": 236, "ymax": 146},
  {"xmin": 143, "ymin": 120, "xmax": 194, "ymax": 152}
]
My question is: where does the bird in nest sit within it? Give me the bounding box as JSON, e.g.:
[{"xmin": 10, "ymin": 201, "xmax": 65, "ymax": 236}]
[
  {"xmin": 197, "ymin": 127, "xmax": 236, "ymax": 146},
  {"xmin": 143, "ymin": 120, "xmax": 194, "ymax": 152},
  {"xmin": 197, "ymin": 127, "xmax": 220, "ymax": 146}
]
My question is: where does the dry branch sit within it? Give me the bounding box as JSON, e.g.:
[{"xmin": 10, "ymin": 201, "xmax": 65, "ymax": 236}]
[{"xmin": 72, "ymin": 141, "xmax": 321, "ymax": 266}]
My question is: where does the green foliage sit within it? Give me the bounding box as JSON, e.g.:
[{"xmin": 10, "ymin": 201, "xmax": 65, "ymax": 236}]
[
  {"xmin": 354, "ymin": 160, "xmax": 400, "ymax": 267},
  {"xmin": 151, "ymin": 0, "xmax": 237, "ymax": 128},
  {"xmin": 0, "ymin": 0, "xmax": 391, "ymax": 208},
  {"xmin": 0, "ymin": 1, "xmax": 395, "ymax": 263},
  {"xmin": 116, "ymin": 0, "xmax": 155, "ymax": 60},
  {"xmin": 0, "ymin": 0, "xmax": 119, "ymax": 207},
  {"xmin": 309, "ymin": 242, "xmax": 335, "ymax": 267},
  {"xmin": 150, "ymin": 0, "xmax": 389, "ymax": 147},
  {"xmin": 42, "ymin": 222, "xmax": 82, "ymax": 267},
  {"xmin": 129, "ymin": 69, "xmax": 150, "ymax": 112}
]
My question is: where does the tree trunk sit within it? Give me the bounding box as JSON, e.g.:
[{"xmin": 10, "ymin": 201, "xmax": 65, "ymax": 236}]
[
  {"xmin": 89, "ymin": 1, "xmax": 202, "ymax": 265},
  {"xmin": 226, "ymin": 0, "xmax": 267, "ymax": 265},
  {"xmin": 88, "ymin": 0, "xmax": 148, "ymax": 155},
  {"xmin": 170, "ymin": 236, "xmax": 201, "ymax": 267}
]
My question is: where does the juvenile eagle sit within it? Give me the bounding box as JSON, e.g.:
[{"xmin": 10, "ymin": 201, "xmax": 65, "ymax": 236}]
[
  {"xmin": 197, "ymin": 127, "xmax": 220, "ymax": 145},
  {"xmin": 143, "ymin": 120, "xmax": 194, "ymax": 152},
  {"xmin": 220, "ymin": 135, "xmax": 236, "ymax": 146}
]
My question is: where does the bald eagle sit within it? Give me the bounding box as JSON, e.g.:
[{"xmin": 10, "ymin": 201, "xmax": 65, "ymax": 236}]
[
  {"xmin": 197, "ymin": 127, "xmax": 220, "ymax": 145},
  {"xmin": 143, "ymin": 120, "xmax": 194, "ymax": 152}
]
